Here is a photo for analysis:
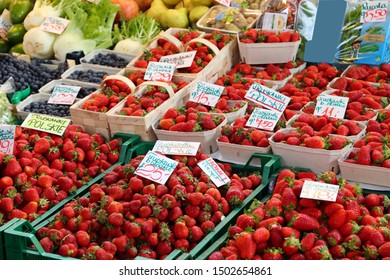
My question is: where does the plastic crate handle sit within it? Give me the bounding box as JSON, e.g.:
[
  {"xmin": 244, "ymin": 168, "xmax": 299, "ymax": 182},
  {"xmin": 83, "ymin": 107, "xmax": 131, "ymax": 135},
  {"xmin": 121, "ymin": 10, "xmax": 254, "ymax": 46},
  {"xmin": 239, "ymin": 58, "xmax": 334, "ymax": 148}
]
[{"xmin": 244, "ymin": 153, "xmax": 281, "ymax": 183}]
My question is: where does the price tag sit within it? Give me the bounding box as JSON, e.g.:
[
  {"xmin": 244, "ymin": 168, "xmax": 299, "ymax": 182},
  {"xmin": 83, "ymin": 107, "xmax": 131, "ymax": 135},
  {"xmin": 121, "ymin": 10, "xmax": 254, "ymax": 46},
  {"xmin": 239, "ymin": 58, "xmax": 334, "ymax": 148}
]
[
  {"xmin": 152, "ymin": 140, "xmax": 201, "ymax": 156},
  {"xmin": 0, "ymin": 125, "xmax": 15, "ymax": 155},
  {"xmin": 245, "ymin": 82, "xmax": 291, "ymax": 113},
  {"xmin": 300, "ymin": 181, "xmax": 339, "ymax": 202},
  {"xmin": 40, "ymin": 16, "xmax": 70, "ymax": 35},
  {"xmin": 360, "ymin": 1, "xmax": 388, "ymax": 23},
  {"xmin": 189, "ymin": 81, "xmax": 225, "ymax": 107},
  {"xmin": 144, "ymin": 62, "xmax": 176, "ymax": 82},
  {"xmin": 245, "ymin": 108, "xmax": 282, "ymax": 131},
  {"xmin": 0, "ymin": 9, "xmax": 12, "ymax": 39},
  {"xmin": 159, "ymin": 51, "xmax": 196, "ymax": 69},
  {"xmin": 198, "ymin": 158, "xmax": 231, "ymax": 187},
  {"xmin": 21, "ymin": 113, "xmax": 71, "ymax": 136},
  {"xmin": 262, "ymin": 12, "xmax": 288, "ymax": 30},
  {"xmin": 314, "ymin": 95, "xmax": 349, "ymax": 119},
  {"xmin": 135, "ymin": 151, "xmax": 179, "ymax": 185},
  {"xmin": 48, "ymin": 84, "xmax": 80, "ymax": 105},
  {"xmin": 215, "ymin": 0, "xmax": 232, "ymax": 7}
]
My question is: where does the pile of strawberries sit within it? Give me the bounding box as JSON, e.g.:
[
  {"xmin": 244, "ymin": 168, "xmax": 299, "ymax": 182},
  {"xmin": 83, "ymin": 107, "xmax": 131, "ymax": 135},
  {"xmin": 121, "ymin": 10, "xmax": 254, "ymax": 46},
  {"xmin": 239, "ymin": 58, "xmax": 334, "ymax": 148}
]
[
  {"xmin": 34, "ymin": 151, "xmax": 263, "ymax": 259},
  {"xmin": 202, "ymin": 30, "xmax": 234, "ymax": 50},
  {"xmin": 214, "ymin": 74, "xmax": 269, "ymax": 100},
  {"xmin": 173, "ymin": 30, "xmax": 202, "ymax": 44},
  {"xmin": 279, "ymin": 83, "xmax": 323, "ymax": 111},
  {"xmin": 185, "ymin": 100, "xmax": 245, "ymax": 115},
  {"xmin": 328, "ymin": 90, "xmax": 389, "ymax": 111},
  {"xmin": 218, "ymin": 124, "xmax": 272, "ymax": 147},
  {"xmin": 366, "ymin": 109, "xmax": 390, "ymax": 136},
  {"xmin": 82, "ymin": 78, "xmax": 133, "ymax": 113},
  {"xmin": 240, "ymin": 29, "xmax": 300, "ymax": 44},
  {"xmin": 271, "ymin": 128, "xmax": 351, "ymax": 150},
  {"xmin": 0, "ymin": 125, "xmax": 121, "ymax": 225},
  {"xmin": 226, "ymin": 63, "xmax": 292, "ymax": 81},
  {"xmin": 209, "ymin": 170, "xmax": 390, "ymax": 260},
  {"xmin": 331, "ymin": 77, "xmax": 390, "ymax": 97},
  {"xmin": 118, "ymin": 82, "xmax": 188, "ymax": 117},
  {"xmin": 157, "ymin": 107, "xmax": 225, "ymax": 132},
  {"xmin": 344, "ymin": 64, "xmax": 390, "ymax": 83},
  {"xmin": 288, "ymin": 113, "xmax": 363, "ymax": 138},
  {"xmin": 345, "ymin": 137, "xmax": 390, "ymax": 168}
]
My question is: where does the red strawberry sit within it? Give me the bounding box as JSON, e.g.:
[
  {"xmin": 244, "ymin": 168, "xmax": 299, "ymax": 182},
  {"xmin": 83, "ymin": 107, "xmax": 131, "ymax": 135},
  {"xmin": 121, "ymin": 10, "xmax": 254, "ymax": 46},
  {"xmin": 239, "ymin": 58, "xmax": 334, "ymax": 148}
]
[
  {"xmin": 290, "ymin": 213, "xmax": 320, "ymax": 231},
  {"xmin": 34, "ymin": 138, "xmax": 51, "ymax": 154}
]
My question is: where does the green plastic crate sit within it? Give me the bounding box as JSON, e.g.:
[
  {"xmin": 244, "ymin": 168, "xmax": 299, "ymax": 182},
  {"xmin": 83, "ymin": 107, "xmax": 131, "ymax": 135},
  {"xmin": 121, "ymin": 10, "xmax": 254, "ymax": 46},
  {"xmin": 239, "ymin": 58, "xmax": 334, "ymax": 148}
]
[
  {"xmin": 0, "ymin": 218, "xmax": 20, "ymax": 260},
  {"xmin": 3, "ymin": 142, "xmax": 280, "ymax": 260},
  {"xmin": 125, "ymin": 141, "xmax": 281, "ymax": 260},
  {"xmin": 28, "ymin": 132, "xmax": 141, "ymax": 227}
]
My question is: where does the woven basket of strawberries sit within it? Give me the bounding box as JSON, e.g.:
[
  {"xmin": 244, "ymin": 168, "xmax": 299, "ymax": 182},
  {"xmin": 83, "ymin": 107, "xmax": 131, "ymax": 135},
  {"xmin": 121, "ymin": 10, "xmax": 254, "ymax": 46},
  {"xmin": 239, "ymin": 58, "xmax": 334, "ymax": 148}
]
[
  {"xmin": 286, "ymin": 112, "xmax": 366, "ymax": 142},
  {"xmin": 341, "ymin": 63, "xmax": 390, "ymax": 83},
  {"xmin": 269, "ymin": 128, "xmax": 352, "ymax": 173},
  {"xmin": 152, "ymin": 107, "xmax": 227, "ymax": 154},
  {"xmin": 70, "ymin": 75, "xmax": 136, "ymax": 140},
  {"xmin": 238, "ymin": 29, "xmax": 301, "ymax": 64},
  {"xmin": 107, "ymin": 81, "xmax": 186, "ymax": 141},
  {"xmin": 217, "ymin": 124, "xmax": 273, "ymax": 164}
]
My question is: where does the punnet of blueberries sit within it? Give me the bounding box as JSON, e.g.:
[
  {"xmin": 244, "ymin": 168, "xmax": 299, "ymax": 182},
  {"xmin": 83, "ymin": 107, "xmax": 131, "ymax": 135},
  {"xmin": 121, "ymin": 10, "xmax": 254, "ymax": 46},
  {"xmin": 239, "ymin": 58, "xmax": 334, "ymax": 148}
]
[
  {"xmin": 87, "ymin": 52, "xmax": 131, "ymax": 68},
  {"xmin": 23, "ymin": 102, "xmax": 71, "ymax": 118},
  {"xmin": 0, "ymin": 56, "xmax": 68, "ymax": 93},
  {"xmin": 66, "ymin": 69, "xmax": 109, "ymax": 84}
]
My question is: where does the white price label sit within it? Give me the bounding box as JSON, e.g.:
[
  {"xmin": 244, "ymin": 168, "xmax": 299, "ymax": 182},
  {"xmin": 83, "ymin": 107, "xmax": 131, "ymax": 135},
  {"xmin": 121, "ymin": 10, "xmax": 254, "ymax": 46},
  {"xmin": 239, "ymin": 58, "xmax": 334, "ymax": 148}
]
[
  {"xmin": 144, "ymin": 62, "xmax": 176, "ymax": 82},
  {"xmin": 314, "ymin": 95, "xmax": 349, "ymax": 119},
  {"xmin": 159, "ymin": 51, "xmax": 196, "ymax": 69},
  {"xmin": 198, "ymin": 158, "xmax": 231, "ymax": 187},
  {"xmin": 152, "ymin": 141, "xmax": 201, "ymax": 156},
  {"xmin": 0, "ymin": 125, "xmax": 15, "ymax": 155},
  {"xmin": 48, "ymin": 84, "xmax": 80, "ymax": 105},
  {"xmin": 245, "ymin": 108, "xmax": 282, "ymax": 131},
  {"xmin": 40, "ymin": 16, "xmax": 70, "ymax": 35},
  {"xmin": 300, "ymin": 181, "xmax": 339, "ymax": 202}
]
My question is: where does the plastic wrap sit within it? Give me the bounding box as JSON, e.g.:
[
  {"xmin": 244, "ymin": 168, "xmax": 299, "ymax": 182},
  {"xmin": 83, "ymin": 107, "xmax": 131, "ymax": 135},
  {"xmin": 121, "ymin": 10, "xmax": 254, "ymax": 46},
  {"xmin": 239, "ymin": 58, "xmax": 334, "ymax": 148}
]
[{"xmin": 0, "ymin": 77, "xmax": 17, "ymax": 124}]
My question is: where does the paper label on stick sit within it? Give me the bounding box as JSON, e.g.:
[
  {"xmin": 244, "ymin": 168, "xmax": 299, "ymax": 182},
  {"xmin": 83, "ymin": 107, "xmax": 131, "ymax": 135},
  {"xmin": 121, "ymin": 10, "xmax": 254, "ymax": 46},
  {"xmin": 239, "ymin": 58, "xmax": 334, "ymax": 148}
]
[
  {"xmin": 21, "ymin": 113, "xmax": 71, "ymax": 136},
  {"xmin": 314, "ymin": 95, "xmax": 348, "ymax": 119},
  {"xmin": 360, "ymin": 1, "xmax": 388, "ymax": 23},
  {"xmin": 246, "ymin": 108, "xmax": 282, "ymax": 131},
  {"xmin": 134, "ymin": 151, "xmax": 179, "ymax": 185},
  {"xmin": 159, "ymin": 51, "xmax": 196, "ymax": 69},
  {"xmin": 48, "ymin": 84, "xmax": 80, "ymax": 105},
  {"xmin": 198, "ymin": 158, "xmax": 231, "ymax": 187},
  {"xmin": 189, "ymin": 81, "xmax": 224, "ymax": 107},
  {"xmin": 40, "ymin": 16, "xmax": 70, "ymax": 34},
  {"xmin": 0, "ymin": 125, "xmax": 15, "ymax": 155},
  {"xmin": 144, "ymin": 62, "xmax": 175, "ymax": 82},
  {"xmin": 300, "ymin": 181, "xmax": 339, "ymax": 202},
  {"xmin": 152, "ymin": 141, "xmax": 200, "ymax": 156},
  {"xmin": 245, "ymin": 82, "xmax": 291, "ymax": 113}
]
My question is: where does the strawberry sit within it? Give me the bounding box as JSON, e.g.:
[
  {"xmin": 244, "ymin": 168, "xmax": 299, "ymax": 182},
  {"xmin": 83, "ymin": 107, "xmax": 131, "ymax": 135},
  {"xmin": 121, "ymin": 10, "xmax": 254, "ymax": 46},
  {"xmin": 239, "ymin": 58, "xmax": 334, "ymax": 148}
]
[
  {"xmin": 282, "ymin": 235, "xmax": 301, "ymax": 256},
  {"xmin": 304, "ymin": 136, "xmax": 328, "ymax": 149},
  {"xmin": 267, "ymin": 34, "xmax": 281, "ymax": 43},
  {"xmin": 3, "ymin": 157, "xmax": 22, "ymax": 177},
  {"xmin": 262, "ymin": 248, "xmax": 283, "ymax": 260},
  {"xmin": 235, "ymin": 231, "xmax": 256, "ymax": 259},
  {"xmin": 290, "ymin": 213, "xmax": 320, "ymax": 231},
  {"xmin": 378, "ymin": 242, "xmax": 390, "ymax": 258},
  {"xmin": 34, "ymin": 138, "xmax": 51, "ymax": 154},
  {"xmin": 309, "ymin": 245, "xmax": 332, "ymax": 260},
  {"xmin": 357, "ymin": 145, "xmax": 371, "ymax": 165}
]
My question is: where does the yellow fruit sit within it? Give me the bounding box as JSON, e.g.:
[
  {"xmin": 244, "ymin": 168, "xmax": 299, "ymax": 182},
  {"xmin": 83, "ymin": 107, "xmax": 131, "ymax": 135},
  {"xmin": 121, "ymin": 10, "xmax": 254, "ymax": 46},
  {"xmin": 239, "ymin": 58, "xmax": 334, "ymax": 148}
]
[
  {"xmin": 147, "ymin": 0, "xmax": 168, "ymax": 23},
  {"xmin": 160, "ymin": 8, "xmax": 189, "ymax": 28},
  {"xmin": 190, "ymin": 0, "xmax": 213, "ymax": 7},
  {"xmin": 189, "ymin": 6, "xmax": 209, "ymax": 24},
  {"xmin": 162, "ymin": 0, "xmax": 182, "ymax": 6}
]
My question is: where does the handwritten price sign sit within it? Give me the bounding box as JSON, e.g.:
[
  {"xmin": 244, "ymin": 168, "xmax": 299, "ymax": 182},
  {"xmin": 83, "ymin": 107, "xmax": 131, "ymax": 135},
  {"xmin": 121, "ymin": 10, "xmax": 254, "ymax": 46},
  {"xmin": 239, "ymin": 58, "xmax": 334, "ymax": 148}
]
[
  {"xmin": 245, "ymin": 82, "xmax": 291, "ymax": 113},
  {"xmin": 48, "ymin": 84, "xmax": 80, "ymax": 105},
  {"xmin": 22, "ymin": 113, "xmax": 71, "ymax": 136},
  {"xmin": 216, "ymin": 0, "xmax": 232, "ymax": 7},
  {"xmin": 300, "ymin": 181, "xmax": 339, "ymax": 202},
  {"xmin": 0, "ymin": 10, "xmax": 12, "ymax": 39},
  {"xmin": 0, "ymin": 125, "xmax": 15, "ymax": 155},
  {"xmin": 189, "ymin": 81, "xmax": 225, "ymax": 107},
  {"xmin": 361, "ymin": 1, "xmax": 388, "ymax": 23},
  {"xmin": 314, "ymin": 95, "xmax": 349, "ymax": 119},
  {"xmin": 135, "ymin": 151, "xmax": 178, "ymax": 185},
  {"xmin": 152, "ymin": 140, "xmax": 201, "ymax": 156},
  {"xmin": 144, "ymin": 62, "xmax": 176, "ymax": 82},
  {"xmin": 159, "ymin": 51, "xmax": 196, "ymax": 69},
  {"xmin": 40, "ymin": 16, "xmax": 70, "ymax": 35},
  {"xmin": 198, "ymin": 158, "xmax": 231, "ymax": 187},
  {"xmin": 246, "ymin": 108, "xmax": 282, "ymax": 131}
]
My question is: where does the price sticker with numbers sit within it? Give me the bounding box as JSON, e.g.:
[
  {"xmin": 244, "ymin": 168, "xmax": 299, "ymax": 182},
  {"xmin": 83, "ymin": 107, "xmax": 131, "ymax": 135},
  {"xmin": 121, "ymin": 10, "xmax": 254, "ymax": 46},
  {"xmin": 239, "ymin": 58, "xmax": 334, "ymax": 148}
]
[
  {"xmin": 245, "ymin": 82, "xmax": 291, "ymax": 113},
  {"xmin": 135, "ymin": 151, "xmax": 178, "ymax": 185},
  {"xmin": 0, "ymin": 125, "xmax": 15, "ymax": 155},
  {"xmin": 360, "ymin": 1, "xmax": 388, "ymax": 23},
  {"xmin": 159, "ymin": 51, "xmax": 196, "ymax": 69},
  {"xmin": 152, "ymin": 141, "xmax": 201, "ymax": 156},
  {"xmin": 300, "ymin": 181, "xmax": 339, "ymax": 202},
  {"xmin": 314, "ymin": 95, "xmax": 348, "ymax": 119},
  {"xmin": 198, "ymin": 158, "xmax": 231, "ymax": 187},
  {"xmin": 189, "ymin": 81, "xmax": 224, "ymax": 107},
  {"xmin": 245, "ymin": 108, "xmax": 282, "ymax": 131},
  {"xmin": 48, "ymin": 84, "xmax": 80, "ymax": 105},
  {"xmin": 144, "ymin": 62, "xmax": 176, "ymax": 82},
  {"xmin": 40, "ymin": 16, "xmax": 70, "ymax": 35}
]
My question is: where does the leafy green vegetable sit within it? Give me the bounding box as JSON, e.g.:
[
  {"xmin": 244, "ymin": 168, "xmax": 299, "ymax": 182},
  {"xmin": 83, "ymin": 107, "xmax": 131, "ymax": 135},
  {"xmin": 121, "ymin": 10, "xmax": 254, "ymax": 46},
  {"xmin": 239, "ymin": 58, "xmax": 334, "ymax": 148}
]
[{"xmin": 112, "ymin": 12, "xmax": 161, "ymax": 45}]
